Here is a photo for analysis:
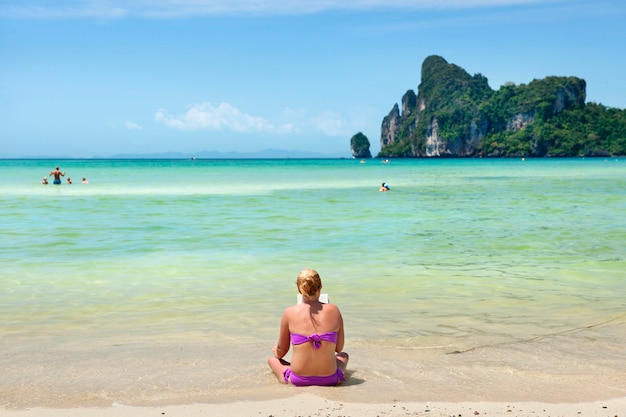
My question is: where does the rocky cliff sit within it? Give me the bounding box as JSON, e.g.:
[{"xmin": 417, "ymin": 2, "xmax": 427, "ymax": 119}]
[{"xmin": 379, "ymin": 55, "xmax": 624, "ymax": 157}]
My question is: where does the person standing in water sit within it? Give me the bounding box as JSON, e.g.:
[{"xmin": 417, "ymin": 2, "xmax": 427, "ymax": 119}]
[
  {"xmin": 49, "ymin": 167, "xmax": 66, "ymax": 185},
  {"xmin": 268, "ymin": 268, "xmax": 349, "ymax": 386}
]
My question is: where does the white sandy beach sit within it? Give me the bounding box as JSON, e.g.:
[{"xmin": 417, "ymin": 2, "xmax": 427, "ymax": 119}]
[
  {"xmin": 1, "ymin": 394, "xmax": 625, "ymax": 417},
  {"xmin": 3, "ymin": 324, "xmax": 626, "ymax": 416},
  {"xmin": 3, "ymin": 314, "xmax": 625, "ymax": 416}
]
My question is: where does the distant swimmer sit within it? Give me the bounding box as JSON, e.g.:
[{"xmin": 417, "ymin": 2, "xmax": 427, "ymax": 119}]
[
  {"xmin": 67, "ymin": 177, "xmax": 72, "ymax": 184},
  {"xmin": 82, "ymin": 177, "xmax": 89, "ymax": 184},
  {"xmin": 42, "ymin": 177, "xmax": 48, "ymax": 185},
  {"xmin": 379, "ymin": 182, "xmax": 390, "ymax": 192},
  {"xmin": 49, "ymin": 166, "xmax": 66, "ymax": 185}
]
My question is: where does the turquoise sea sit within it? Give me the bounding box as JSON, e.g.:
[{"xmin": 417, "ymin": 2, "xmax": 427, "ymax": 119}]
[{"xmin": 1, "ymin": 158, "xmax": 625, "ymax": 407}]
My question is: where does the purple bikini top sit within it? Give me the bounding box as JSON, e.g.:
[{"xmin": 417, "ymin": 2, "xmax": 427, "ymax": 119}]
[{"xmin": 290, "ymin": 332, "xmax": 338, "ymax": 349}]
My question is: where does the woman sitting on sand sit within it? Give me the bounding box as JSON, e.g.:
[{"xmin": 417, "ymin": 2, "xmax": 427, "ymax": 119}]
[{"xmin": 268, "ymin": 268, "xmax": 349, "ymax": 386}]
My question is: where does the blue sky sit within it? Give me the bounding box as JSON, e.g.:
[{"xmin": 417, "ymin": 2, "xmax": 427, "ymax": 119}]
[{"xmin": 1, "ymin": 0, "xmax": 624, "ymax": 158}]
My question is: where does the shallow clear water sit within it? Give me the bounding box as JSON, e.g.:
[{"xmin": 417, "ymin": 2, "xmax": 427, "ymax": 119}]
[{"xmin": 1, "ymin": 158, "xmax": 625, "ymax": 406}]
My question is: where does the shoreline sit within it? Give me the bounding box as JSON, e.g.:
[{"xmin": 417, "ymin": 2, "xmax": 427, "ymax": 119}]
[
  {"xmin": 2, "ymin": 328, "xmax": 625, "ymax": 410},
  {"xmin": 1, "ymin": 394, "xmax": 625, "ymax": 417}
]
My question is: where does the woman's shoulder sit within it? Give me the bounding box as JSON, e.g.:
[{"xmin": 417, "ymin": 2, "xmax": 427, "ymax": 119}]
[
  {"xmin": 283, "ymin": 303, "xmax": 307, "ymax": 317},
  {"xmin": 283, "ymin": 302, "xmax": 341, "ymax": 320},
  {"xmin": 324, "ymin": 302, "xmax": 341, "ymax": 312},
  {"xmin": 284, "ymin": 302, "xmax": 341, "ymax": 313},
  {"xmin": 282, "ymin": 304, "xmax": 298, "ymax": 315}
]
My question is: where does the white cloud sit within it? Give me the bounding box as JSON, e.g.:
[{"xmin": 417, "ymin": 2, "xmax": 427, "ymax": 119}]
[
  {"xmin": 124, "ymin": 120, "xmax": 143, "ymax": 130},
  {"xmin": 310, "ymin": 111, "xmax": 346, "ymax": 136},
  {"xmin": 274, "ymin": 107, "xmax": 358, "ymax": 136},
  {"xmin": 0, "ymin": 1, "xmax": 126, "ymax": 18},
  {"xmin": 1, "ymin": 0, "xmax": 563, "ymax": 19},
  {"xmin": 155, "ymin": 102, "xmax": 277, "ymax": 133},
  {"xmin": 154, "ymin": 102, "xmax": 362, "ymax": 137}
]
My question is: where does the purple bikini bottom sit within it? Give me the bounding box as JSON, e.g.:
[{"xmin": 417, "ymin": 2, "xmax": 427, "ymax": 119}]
[{"xmin": 283, "ymin": 368, "xmax": 345, "ymax": 386}]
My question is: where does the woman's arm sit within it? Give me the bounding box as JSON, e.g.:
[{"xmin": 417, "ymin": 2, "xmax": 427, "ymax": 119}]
[
  {"xmin": 335, "ymin": 310, "xmax": 345, "ymax": 353},
  {"xmin": 273, "ymin": 309, "xmax": 291, "ymax": 359}
]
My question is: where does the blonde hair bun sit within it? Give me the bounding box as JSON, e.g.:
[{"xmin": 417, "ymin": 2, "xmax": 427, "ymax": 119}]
[{"xmin": 296, "ymin": 268, "xmax": 322, "ymax": 297}]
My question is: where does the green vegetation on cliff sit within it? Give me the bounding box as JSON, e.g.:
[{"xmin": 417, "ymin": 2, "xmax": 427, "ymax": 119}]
[{"xmin": 379, "ymin": 56, "xmax": 626, "ymax": 157}]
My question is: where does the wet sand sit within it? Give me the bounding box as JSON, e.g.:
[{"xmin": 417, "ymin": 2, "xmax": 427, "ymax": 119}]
[{"xmin": 2, "ymin": 321, "xmax": 625, "ymax": 414}]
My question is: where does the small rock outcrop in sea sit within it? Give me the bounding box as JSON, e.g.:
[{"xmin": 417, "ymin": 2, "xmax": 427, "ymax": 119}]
[
  {"xmin": 378, "ymin": 55, "xmax": 625, "ymax": 158},
  {"xmin": 350, "ymin": 132, "xmax": 372, "ymax": 158}
]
